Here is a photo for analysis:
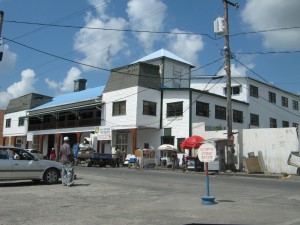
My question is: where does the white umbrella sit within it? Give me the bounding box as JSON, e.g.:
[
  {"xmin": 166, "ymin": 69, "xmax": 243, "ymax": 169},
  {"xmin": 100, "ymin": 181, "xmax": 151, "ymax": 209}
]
[{"xmin": 158, "ymin": 144, "xmax": 177, "ymax": 151}]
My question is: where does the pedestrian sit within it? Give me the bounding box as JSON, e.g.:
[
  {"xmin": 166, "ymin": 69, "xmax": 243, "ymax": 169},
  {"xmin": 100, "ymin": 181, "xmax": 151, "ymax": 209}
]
[
  {"xmin": 50, "ymin": 148, "xmax": 56, "ymax": 161},
  {"xmin": 116, "ymin": 147, "xmax": 121, "ymax": 167},
  {"xmin": 59, "ymin": 137, "xmax": 74, "ymax": 187}
]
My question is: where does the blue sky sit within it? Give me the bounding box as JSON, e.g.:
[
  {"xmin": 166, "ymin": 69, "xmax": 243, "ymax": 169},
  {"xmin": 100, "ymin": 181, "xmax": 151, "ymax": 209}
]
[{"xmin": 0, "ymin": 0, "xmax": 300, "ymax": 109}]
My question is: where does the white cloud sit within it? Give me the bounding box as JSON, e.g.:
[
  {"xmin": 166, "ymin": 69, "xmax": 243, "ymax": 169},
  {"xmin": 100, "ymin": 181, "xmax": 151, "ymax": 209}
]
[
  {"xmin": 45, "ymin": 67, "xmax": 82, "ymax": 94},
  {"xmin": 0, "ymin": 44, "xmax": 17, "ymax": 74},
  {"xmin": 0, "ymin": 69, "xmax": 37, "ymax": 109},
  {"xmin": 241, "ymin": 0, "xmax": 300, "ymax": 50},
  {"xmin": 167, "ymin": 28, "xmax": 204, "ymax": 65},
  {"xmin": 74, "ymin": 1, "xmax": 128, "ymax": 71},
  {"xmin": 126, "ymin": 0, "xmax": 167, "ymax": 52},
  {"xmin": 0, "ymin": 91, "xmax": 13, "ymax": 109}
]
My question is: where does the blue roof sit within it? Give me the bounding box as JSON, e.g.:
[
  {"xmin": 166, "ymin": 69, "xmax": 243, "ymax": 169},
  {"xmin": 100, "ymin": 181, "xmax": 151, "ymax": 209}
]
[
  {"xmin": 32, "ymin": 86, "xmax": 105, "ymax": 110},
  {"xmin": 132, "ymin": 49, "xmax": 195, "ymax": 67}
]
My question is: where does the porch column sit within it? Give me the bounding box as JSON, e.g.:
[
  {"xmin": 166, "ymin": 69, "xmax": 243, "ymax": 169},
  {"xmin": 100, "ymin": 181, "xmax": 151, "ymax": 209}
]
[
  {"xmin": 55, "ymin": 133, "xmax": 61, "ymax": 160},
  {"xmin": 76, "ymin": 132, "xmax": 82, "ymax": 143},
  {"xmin": 130, "ymin": 128, "xmax": 137, "ymax": 154},
  {"xmin": 39, "ymin": 135, "xmax": 44, "ymax": 153}
]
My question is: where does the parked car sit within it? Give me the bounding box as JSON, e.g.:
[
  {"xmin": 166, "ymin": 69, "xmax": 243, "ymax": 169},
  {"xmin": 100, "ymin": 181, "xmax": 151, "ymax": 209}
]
[
  {"xmin": 0, "ymin": 146, "xmax": 62, "ymax": 184},
  {"xmin": 26, "ymin": 149, "xmax": 44, "ymax": 160}
]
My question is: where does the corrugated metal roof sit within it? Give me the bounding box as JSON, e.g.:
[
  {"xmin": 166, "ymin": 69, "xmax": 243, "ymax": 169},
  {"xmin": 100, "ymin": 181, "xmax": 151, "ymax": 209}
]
[
  {"xmin": 32, "ymin": 86, "xmax": 105, "ymax": 110},
  {"xmin": 132, "ymin": 49, "xmax": 195, "ymax": 67}
]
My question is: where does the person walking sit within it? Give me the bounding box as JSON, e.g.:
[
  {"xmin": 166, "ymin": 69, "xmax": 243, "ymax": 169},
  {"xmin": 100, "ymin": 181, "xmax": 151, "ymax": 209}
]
[{"xmin": 59, "ymin": 137, "xmax": 74, "ymax": 187}]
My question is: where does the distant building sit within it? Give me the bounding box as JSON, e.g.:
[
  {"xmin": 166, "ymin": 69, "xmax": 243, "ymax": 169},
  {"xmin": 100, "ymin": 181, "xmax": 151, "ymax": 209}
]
[{"xmin": 2, "ymin": 93, "xmax": 52, "ymax": 148}]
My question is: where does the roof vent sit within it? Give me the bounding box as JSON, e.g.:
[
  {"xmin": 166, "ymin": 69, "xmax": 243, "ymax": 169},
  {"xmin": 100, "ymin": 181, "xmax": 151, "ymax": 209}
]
[{"xmin": 74, "ymin": 79, "xmax": 87, "ymax": 92}]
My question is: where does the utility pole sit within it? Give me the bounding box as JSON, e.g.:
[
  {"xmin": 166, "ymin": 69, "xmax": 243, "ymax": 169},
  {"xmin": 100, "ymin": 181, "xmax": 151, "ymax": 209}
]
[
  {"xmin": 223, "ymin": 0, "xmax": 238, "ymax": 171},
  {"xmin": 0, "ymin": 11, "xmax": 4, "ymax": 61}
]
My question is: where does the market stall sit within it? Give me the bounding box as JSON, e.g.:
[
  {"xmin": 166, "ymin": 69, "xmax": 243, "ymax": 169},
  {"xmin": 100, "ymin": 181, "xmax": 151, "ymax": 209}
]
[
  {"xmin": 158, "ymin": 144, "xmax": 178, "ymax": 168},
  {"xmin": 135, "ymin": 149, "xmax": 157, "ymax": 169}
]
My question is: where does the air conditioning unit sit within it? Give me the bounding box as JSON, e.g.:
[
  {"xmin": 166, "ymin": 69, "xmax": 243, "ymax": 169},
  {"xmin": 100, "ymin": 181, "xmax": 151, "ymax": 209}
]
[{"xmin": 214, "ymin": 17, "xmax": 225, "ymax": 35}]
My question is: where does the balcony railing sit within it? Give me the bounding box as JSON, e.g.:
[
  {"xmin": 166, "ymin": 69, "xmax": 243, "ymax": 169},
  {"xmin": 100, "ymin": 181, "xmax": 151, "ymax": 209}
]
[{"xmin": 28, "ymin": 118, "xmax": 101, "ymax": 131}]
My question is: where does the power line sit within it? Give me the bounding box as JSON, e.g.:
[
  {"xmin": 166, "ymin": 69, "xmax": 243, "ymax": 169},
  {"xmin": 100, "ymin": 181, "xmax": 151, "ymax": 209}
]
[
  {"xmin": 233, "ymin": 50, "xmax": 300, "ymax": 55},
  {"xmin": 4, "ymin": 19, "xmax": 216, "ymax": 40},
  {"xmin": 216, "ymin": 26, "xmax": 300, "ymax": 40}
]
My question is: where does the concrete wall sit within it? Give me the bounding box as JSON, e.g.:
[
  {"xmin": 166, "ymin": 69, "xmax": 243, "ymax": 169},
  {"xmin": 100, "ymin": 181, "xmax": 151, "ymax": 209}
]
[
  {"xmin": 199, "ymin": 127, "xmax": 299, "ymax": 174},
  {"xmin": 242, "ymin": 127, "xmax": 299, "ymax": 174}
]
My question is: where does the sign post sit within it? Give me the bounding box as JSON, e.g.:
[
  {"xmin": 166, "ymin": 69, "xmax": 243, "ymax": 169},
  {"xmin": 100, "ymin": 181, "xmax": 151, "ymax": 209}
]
[{"xmin": 198, "ymin": 143, "xmax": 217, "ymax": 205}]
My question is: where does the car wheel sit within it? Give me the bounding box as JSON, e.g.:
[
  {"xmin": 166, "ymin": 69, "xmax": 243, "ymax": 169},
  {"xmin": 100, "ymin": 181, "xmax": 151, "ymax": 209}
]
[{"xmin": 43, "ymin": 168, "xmax": 59, "ymax": 184}]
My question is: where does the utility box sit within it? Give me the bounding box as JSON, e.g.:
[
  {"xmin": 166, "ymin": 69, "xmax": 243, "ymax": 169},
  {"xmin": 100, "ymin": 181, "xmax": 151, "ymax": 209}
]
[{"xmin": 214, "ymin": 17, "xmax": 225, "ymax": 35}]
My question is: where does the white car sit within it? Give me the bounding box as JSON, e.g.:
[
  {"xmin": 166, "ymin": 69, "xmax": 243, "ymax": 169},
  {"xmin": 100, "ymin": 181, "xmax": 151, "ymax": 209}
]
[
  {"xmin": 0, "ymin": 146, "xmax": 62, "ymax": 184},
  {"xmin": 26, "ymin": 149, "xmax": 44, "ymax": 160}
]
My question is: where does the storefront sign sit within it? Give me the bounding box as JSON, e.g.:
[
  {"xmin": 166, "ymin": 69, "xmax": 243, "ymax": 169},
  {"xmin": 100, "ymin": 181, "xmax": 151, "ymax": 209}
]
[
  {"xmin": 95, "ymin": 126, "xmax": 111, "ymax": 140},
  {"xmin": 198, "ymin": 143, "xmax": 216, "ymax": 162}
]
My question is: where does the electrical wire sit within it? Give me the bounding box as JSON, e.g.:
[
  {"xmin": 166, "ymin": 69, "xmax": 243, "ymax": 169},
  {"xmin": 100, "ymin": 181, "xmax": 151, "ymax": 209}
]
[{"xmin": 4, "ymin": 19, "xmax": 216, "ymax": 40}]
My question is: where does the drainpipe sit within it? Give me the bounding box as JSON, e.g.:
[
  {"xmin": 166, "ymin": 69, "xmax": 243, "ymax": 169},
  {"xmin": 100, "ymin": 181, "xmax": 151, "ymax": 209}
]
[
  {"xmin": 159, "ymin": 57, "xmax": 165, "ymax": 130},
  {"xmin": 189, "ymin": 90, "xmax": 192, "ymax": 136}
]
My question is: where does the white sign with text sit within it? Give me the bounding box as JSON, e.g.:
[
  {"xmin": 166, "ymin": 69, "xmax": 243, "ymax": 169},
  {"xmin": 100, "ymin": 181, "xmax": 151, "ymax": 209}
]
[{"xmin": 198, "ymin": 143, "xmax": 217, "ymax": 162}]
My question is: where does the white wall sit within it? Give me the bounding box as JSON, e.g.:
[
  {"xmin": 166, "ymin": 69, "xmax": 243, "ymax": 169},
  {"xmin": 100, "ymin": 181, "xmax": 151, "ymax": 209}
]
[
  {"xmin": 199, "ymin": 127, "xmax": 299, "ymax": 174},
  {"xmin": 191, "ymin": 91, "xmax": 248, "ymax": 131},
  {"xmin": 248, "ymin": 79, "xmax": 300, "ymax": 128},
  {"xmin": 3, "ymin": 111, "xmax": 28, "ymax": 136},
  {"xmin": 102, "ymin": 86, "xmax": 138, "ymax": 130},
  {"xmin": 242, "ymin": 127, "xmax": 299, "ymax": 174},
  {"xmin": 191, "ymin": 75, "xmax": 249, "ymax": 102},
  {"xmin": 136, "ymin": 128, "xmax": 162, "ymax": 150},
  {"xmin": 162, "ymin": 90, "xmax": 190, "ymax": 147},
  {"xmin": 136, "ymin": 87, "xmax": 161, "ymax": 129}
]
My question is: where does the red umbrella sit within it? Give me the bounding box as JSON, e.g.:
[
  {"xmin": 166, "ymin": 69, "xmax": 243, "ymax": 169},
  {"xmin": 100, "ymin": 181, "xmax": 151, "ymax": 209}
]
[{"xmin": 180, "ymin": 135, "xmax": 206, "ymax": 150}]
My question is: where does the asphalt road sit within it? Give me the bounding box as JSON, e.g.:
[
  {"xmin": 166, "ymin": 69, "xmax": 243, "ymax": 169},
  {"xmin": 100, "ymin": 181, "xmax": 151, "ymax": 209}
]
[{"xmin": 0, "ymin": 166, "xmax": 300, "ymax": 225}]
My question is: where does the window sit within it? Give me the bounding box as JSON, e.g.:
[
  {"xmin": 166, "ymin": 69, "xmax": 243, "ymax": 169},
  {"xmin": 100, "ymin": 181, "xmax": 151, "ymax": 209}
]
[
  {"xmin": 282, "ymin": 121, "xmax": 289, "ymax": 127},
  {"xmin": 293, "ymin": 100, "xmax": 299, "ymax": 110},
  {"xmin": 113, "ymin": 101, "xmax": 126, "ymax": 116},
  {"xmin": 293, "ymin": 123, "xmax": 299, "ymax": 129},
  {"xmin": 250, "ymin": 113, "xmax": 259, "ymax": 126},
  {"xmin": 5, "ymin": 119, "xmax": 11, "ymax": 128},
  {"xmin": 281, "ymin": 96, "xmax": 288, "ymax": 107},
  {"xmin": 18, "ymin": 117, "xmax": 25, "ymax": 126},
  {"xmin": 270, "ymin": 118, "xmax": 277, "ymax": 128},
  {"xmin": 167, "ymin": 102, "xmax": 183, "ymax": 117},
  {"xmin": 215, "ymin": 105, "xmax": 226, "ymax": 120},
  {"xmin": 116, "ymin": 133, "xmax": 128, "ymax": 152},
  {"xmin": 143, "ymin": 101, "xmax": 157, "ymax": 116},
  {"xmin": 250, "ymin": 85, "xmax": 258, "ymax": 98},
  {"xmin": 233, "ymin": 110, "xmax": 243, "ymax": 123},
  {"xmin": 269, "ymin": 92, "xmax": 276, "ymax": 103},
  {"xmin": 196, "ymin": 101, "xmax": 210, "ymax": 117},
  {"xmin": 224, "ymin": 86, "xmax": 241, "ymax": 95},
  {"xmin": 177, "ymin": 138, "xmax": 185, "ymax": 152},
  {"xmin": 164, "ymin": 128, "xmax": 172, "ymax": 136}
]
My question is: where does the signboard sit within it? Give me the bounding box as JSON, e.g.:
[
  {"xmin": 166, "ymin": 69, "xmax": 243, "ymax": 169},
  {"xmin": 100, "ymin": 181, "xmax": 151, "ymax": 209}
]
[
  {"xmin": 27, "ymin": 133, "xmax": 33, "ymax": 142},
  {"xmin": 198, "ymin": 143, "xmax": 217, "ymax": 162},
  {"xmin": 95, "ymin": 126, "xmax": 111, "ymax": 140}
]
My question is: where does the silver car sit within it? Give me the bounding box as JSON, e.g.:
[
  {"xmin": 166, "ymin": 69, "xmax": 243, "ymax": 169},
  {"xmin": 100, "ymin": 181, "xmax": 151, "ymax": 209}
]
[{"xmin": 0, "ymin": 146, "xmax": 62, "ymax": 184}]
